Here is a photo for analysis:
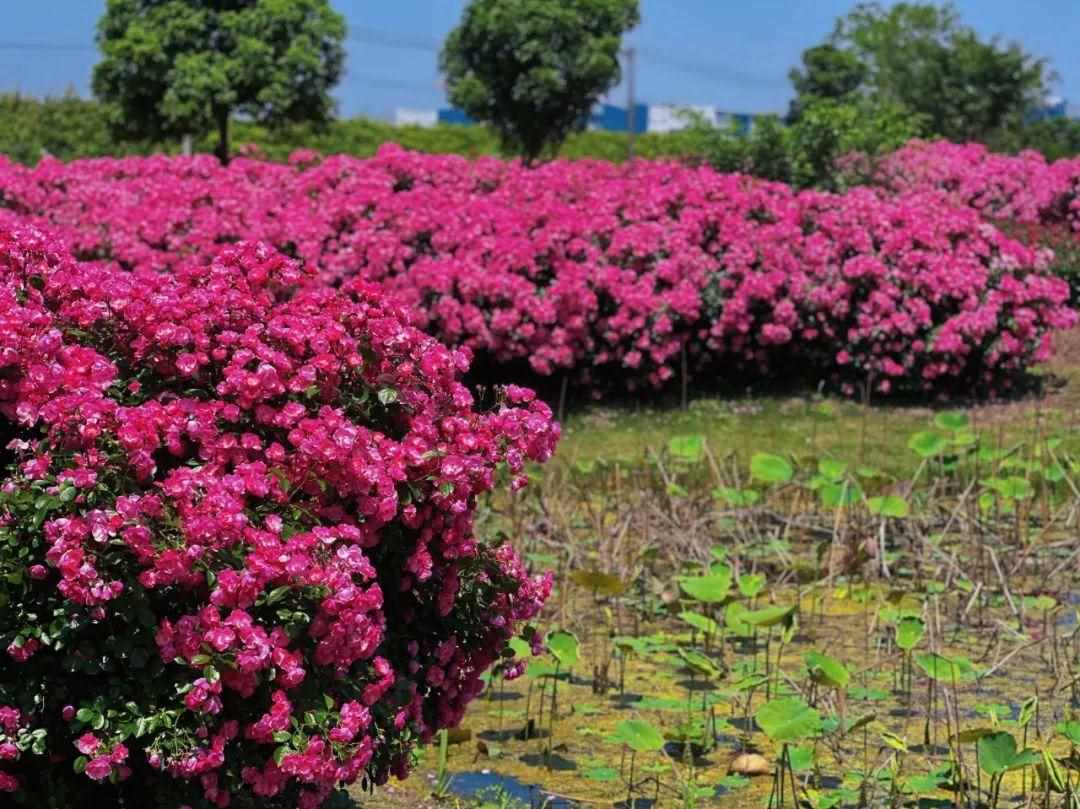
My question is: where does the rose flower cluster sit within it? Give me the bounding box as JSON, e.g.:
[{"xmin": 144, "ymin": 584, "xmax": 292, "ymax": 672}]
[
  {"xmin": 0, "ymin": 145, "xmax": 1074, "ymax": 398},
  {"xmin": 0, "ymin": 225, "xmax": 558, "ymax": 807},
  {"xmin": 873, "ymin": 140, "xmax": 1080, "ymax": 234}
]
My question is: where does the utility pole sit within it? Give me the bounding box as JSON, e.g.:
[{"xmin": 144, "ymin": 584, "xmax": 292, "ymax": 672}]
[{"xmin": 625, "ymin": 46, "xmax": 636, "ymax": 161}]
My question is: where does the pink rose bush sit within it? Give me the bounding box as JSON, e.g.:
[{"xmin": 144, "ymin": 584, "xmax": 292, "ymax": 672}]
[
  {"xmin": 872, "ymin": 140, "xmax": 1080, "ymax": 308},
  {"xmin": 0, "ymin": 225, "xmax": 558, "ymax": 807},
  {"xmin": 0, "ymin": 145, "xmax": 1073, "ymax": 397},
  {"xmin": 874, "ymin": 140, "xmax": 1080, "ymax": 235}
]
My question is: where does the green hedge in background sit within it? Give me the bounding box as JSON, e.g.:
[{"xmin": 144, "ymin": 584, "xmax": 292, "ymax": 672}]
[
  {"xmin": 2, "ymin": 93, "xmax": 1077, "ymax": 186},
  {"xmin": 0, "ymin": 93, "xmax": 137, "ymax": 164},
  {"xmin": 221, "ymin": 119, "xmax": 709, "ymax": 163},
  {"xmin": 0, "ymin": 92, "xmax": 684, "ymax": 165}
]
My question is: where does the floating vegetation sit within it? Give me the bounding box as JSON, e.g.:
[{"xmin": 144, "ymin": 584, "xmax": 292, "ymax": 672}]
[{"xmin": 386, "ymin": 418, "xmax": 1080, "ymax": 808}]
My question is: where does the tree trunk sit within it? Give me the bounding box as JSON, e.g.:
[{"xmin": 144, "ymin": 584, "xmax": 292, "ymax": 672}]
[{"xmin": 214, "ymin": 108, "xmax": 230, "ymax": 164}]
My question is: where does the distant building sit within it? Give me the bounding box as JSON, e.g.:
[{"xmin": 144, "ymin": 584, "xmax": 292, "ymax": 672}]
[
  {"xmin": 645, "ymin": 105, "xmax": 717, "ymax": 133},
  {"xmin": 714, "ymin": 111, "xmax": 757, "ymax": 136},
  {"xmin": 398, "ymin": 102, "xmax": 768, "ymax": 135},
  {"xmin": 1028, "ymin": 96, "xmax": 1068, "ymax": 123},
  {"xmin": 394, "ymin": 108, "xmax": 438, "ymax": 127},
  {"xmin": 437, "ymin": 108, "xmax": 475, "ymax": 126},
  {"xmin": 589, "ymin": 103, "xmax": 649, "ymax": 134}
]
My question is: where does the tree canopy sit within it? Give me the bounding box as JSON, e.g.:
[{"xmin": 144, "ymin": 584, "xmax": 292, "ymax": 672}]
[
  {"xmin": 787, "ymin": 44, "xmax": 866, "ymax": 122},
  {"xmin": 440, "ymin": 0, "xmax": 640, "ymax": 162},
  {"xmin": 789, "ymin": 2, "xmax": 1050, "ymax": 141},
  {"xmin": 93, "ymin": 0, "xmax": 346, "ymax": 162}
]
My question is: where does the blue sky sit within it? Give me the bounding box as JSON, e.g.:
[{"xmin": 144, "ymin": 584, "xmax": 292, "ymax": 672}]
[{"xmin": 2, "ymin": 1, "xmax": 1077, "ymax": 119}]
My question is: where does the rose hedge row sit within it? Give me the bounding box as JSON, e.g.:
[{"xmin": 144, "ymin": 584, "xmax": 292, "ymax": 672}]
[
  {"xmin": 874, "ymin": 140, "xmax": 1080, "ymax": 235},
  {"xmin": 871, "ymin": 140, "xmax": 1080, "ymax": 307},
  {"xmin": 0, "ymin": 225, "xmax": 558, "ymax": 807},
  {"xmin": 0, "ymin": 146, "xmax": 1075, "ymax": 397}
]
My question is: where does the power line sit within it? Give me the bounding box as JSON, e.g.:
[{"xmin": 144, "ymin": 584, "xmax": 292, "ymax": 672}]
[
  {"xmin": 349, "ymin": 27, "xmax": 440, "ymax": 53},
  {"xmin": 0, "ymin": 33, "xmax": 783, "ymax": 91},
  {"xmin": 0, "ymin": 28, "xmax": 446, "ymax": 56},
  {"xmin": 344, "ymin": 29, "xmax": 788, "ymax": 95},
  {"xmin": 624, "ymin": 47, "xmax": 636, "ymax": 159},
  {"xmin": 348, "ymin": 70, "xmax": 443, "ymax": 94},
  {"xmin": 0, "ymin": 41, "xmax": 95, "ymax": 52},
  {"xmin": 636, "ymin": 45, "xmax": 787, "ymax": 89},
  {"xmin": 0, "ymin": 29, "xmax": 789, "ymax": 110}
]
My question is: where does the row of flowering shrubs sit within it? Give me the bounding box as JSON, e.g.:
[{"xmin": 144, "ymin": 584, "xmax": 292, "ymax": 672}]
[
  {"xmin": 871, "ymin": 140, "xmax": 1080, "ymax": 307},
  {"xmin": 0, "ymin": 142, "xmax": 1077, "ymax": 807},
  {"xmin": 0, "ymin": 145, "xmax": 1075, "ymax": 398},
  {"xmin": 873, "ymin": 140, "xmax": 1080, "ymax": 232},
  {"xmin": 0, "ymin": 225, "xmax": 559, "ymax": 805}
]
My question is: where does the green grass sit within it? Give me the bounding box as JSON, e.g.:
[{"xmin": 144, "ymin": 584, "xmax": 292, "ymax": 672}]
[
  {"xmin": 553, "ymin": 328, "xmax": 1080, "ymax": 476},
  {"xmin": 554, "ymin": 392, "xmax": 1080, "ymax": 479}
]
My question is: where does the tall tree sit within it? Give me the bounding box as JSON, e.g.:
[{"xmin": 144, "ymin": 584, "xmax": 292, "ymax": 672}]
[
  {"xmin": 93, "ymin": 0, "xmax": 346, "ymax": 162},
  {"xmin": 440, "ymin": 0, "xmax": 640, "ymax": 162},
  {"xmin": 789, "ymin": 2, "xmax": 1050, "ymax": 142},
  {"xmin": 787, "ymin": 44, "xmax": 866, "ymax": 122}
]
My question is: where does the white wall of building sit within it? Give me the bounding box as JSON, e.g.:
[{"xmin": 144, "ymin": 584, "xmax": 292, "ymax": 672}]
[
  {"xmin": 394, "ymin": 108, "xmax": 438, "ymax": 128},
  {"xmin": 646, "ymin": 105, "xmax": 717, "ymax": 133}
]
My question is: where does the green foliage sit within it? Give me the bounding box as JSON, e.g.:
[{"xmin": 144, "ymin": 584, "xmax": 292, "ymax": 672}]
[
  {"xmin": 668, "ymin": 434, "xmax": 706, "ymax": 464},
  {"xmin": 934, "ymin": 411, "xmax": 971, "ymax": 432},
  {"xmin": 676, "ymin": 647, "xmax": 724, "ymax": 680},
  {"xmin": 787, "ymin": 97, "xmax": 925, "ymax": 189},
  {"xmin": 988, "ymin": 117, "xmax": 1080, "ymax": 161},
  {"xmin": 742, "ymin": 604, "xmax": 796, "ymax": 628},
  {"xmin": 1056, "ymin": 720, "xmax": 1080, "ymax": 746},
  {"xmin": 234, "ymin": 117, "xmax": 504, "ymax": 161},
  {"xmin": 908, "ymin": 431, "xmax": 948, "ymax": 458},
  {"xmin": 93, "ymin": 0, "xmax": 346, "ymax": 161},
  {"xmin": 713, "ymin": 486, "xmax": 761, "ymax": 507},
  {"xmin": 805, "ymin": 651, "xmax": 850, "ymax": 689},
  {"xmin": 609, "ymin": 718, "xmax": 665, "ymax": 752},
  {"xmin": 977, "ymin": 731, "xmax": 1038, "ymax": 775},
  {"xmin": 982, "ymin": 476, "xmax": 1035, "ymax": 502},
  {"xmin": 818, "ymin": 459, "xmax": 848, "ymax": 482},
  {"xmin": 1046, "ymin": 237, "xmax": 1080, "ymax": 307},
  {"xmin": 737, "ymin": 573, "xmax": 766, "ymax": 599},
  {"xmin": 914, "ymin": 652, "xmax": 980, "ymax": 683},
  {"xmin": 750, "ymin": 452, "xmax": 794, "ymax": 484},
  {"xmin": 895, "ymin": 617, "xmax": 925, "ymax": 651},
  {"xmin": 867, "ymin": 495, "xmax": 910, "ymax": 518},
  {"xmin": 0, "ymin": 92, "xmax": 148, "ymax": 165},
  {"xmin": 744, "ymin": 115, "xmax": 792, "ymax": 183},
  {"xmin": 440, "ymin": 0, "xmax": 640, "ymax": 161},
  {"xmin": 0, "ymin": 97, "xmax": 505, "ymax": 164},
  {"xmin": 668, "ymin": 117, "xmax": 752, "ymax": 173},
  {"xmin": 788, "ymin": 43, "xmax": 867, "ymax": 121},
  {"xmin": 916, "ymin": 28, "xmax": 1048, "ymax": 142},
  {"xmin": 507, "ymin": 636, "xmax": 532, "ymax": 658},
  {"xmin": 817, "ymin": 478, "xmax": 862, "ymax": 509},
  {"xmin": 725, "ymin": 602, "xmax": 753, "ymax": 637},
  {"xmin": 649, "ymin": 94, "xmax": 924, "ymax": 191},
  {"xmin": 787, "ymin": 745, "xmax": 816, "ymax": 771},
  {"xmin": 569, "ymin": 569, "xmax": 626, "ymax": 596},
  {"xmin": 546, "ymin": 630, "xmax": 580, "ymax": 668},
  {"xmin": 755, "ymin": 697, "xmax": 823, "ymax": 743},
  {"xmin": 678, "ymin": 568, "xmax": 733, "ymax": 604},
  {"xmin": 679, "ymin": 611, "xmax": 719, "ymax": 637},
  {"xmin": 801, "ymin": 2, "xmax": 1050, "ymax": 143}
]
